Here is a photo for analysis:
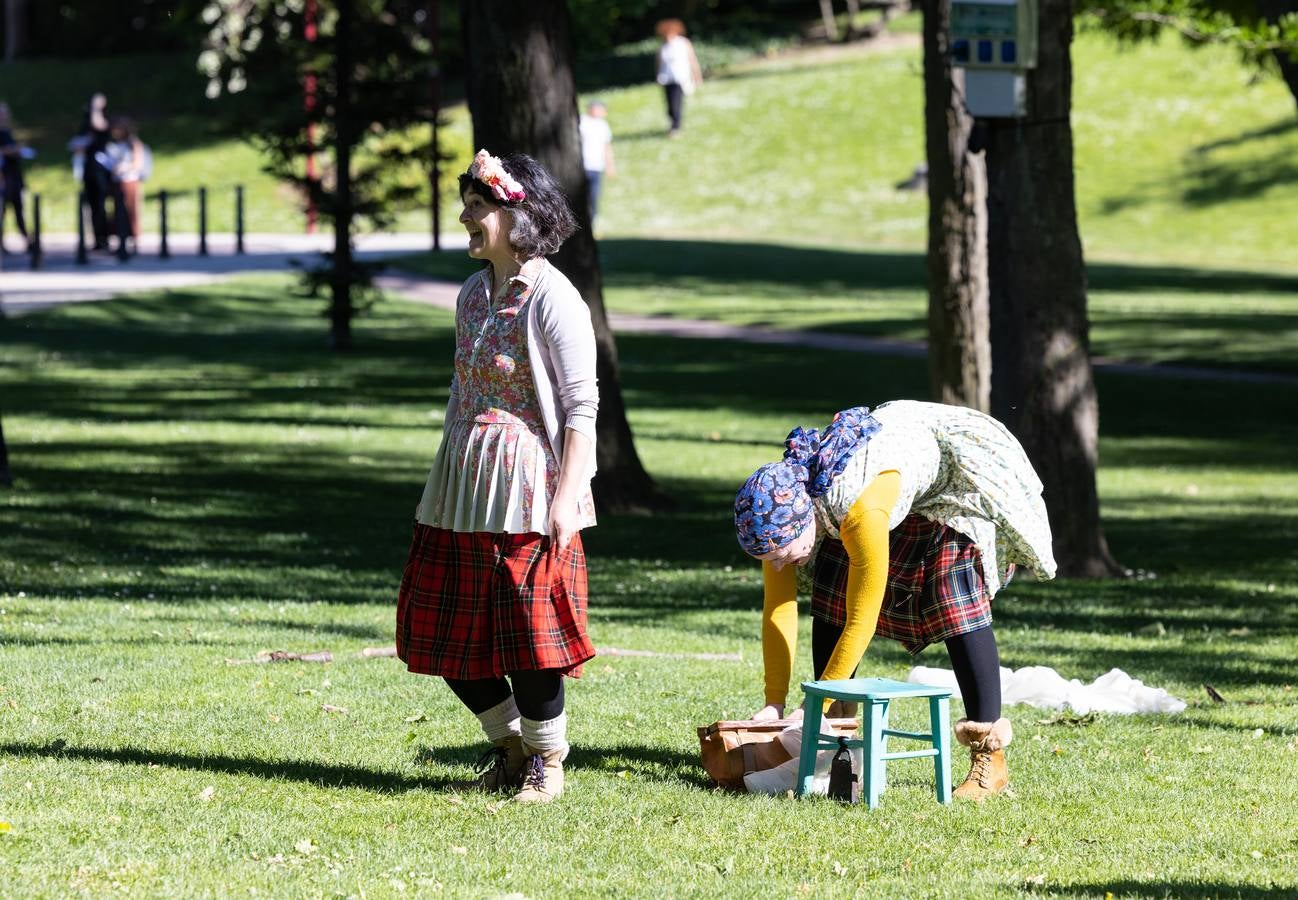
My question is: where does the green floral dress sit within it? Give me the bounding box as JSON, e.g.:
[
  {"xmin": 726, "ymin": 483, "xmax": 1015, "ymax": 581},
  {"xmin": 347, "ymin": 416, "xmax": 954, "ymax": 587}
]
[{"xmin": 806, "ymin": 400, "xmax": 1057, "ymax": 596}]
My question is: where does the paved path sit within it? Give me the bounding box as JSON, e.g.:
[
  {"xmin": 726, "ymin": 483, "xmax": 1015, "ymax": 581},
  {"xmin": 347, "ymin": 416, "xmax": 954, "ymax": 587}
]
[
  {"xmin": 5, "ymin": 247, "xmax": 1295, "ymax": 388},
  {"xmin": 377, "ymin": 271, "xmax": 1298, "ymax": 388},
  {"xmin": 0, "ymin": 233, "xmax": 451, "ymax": 316}
]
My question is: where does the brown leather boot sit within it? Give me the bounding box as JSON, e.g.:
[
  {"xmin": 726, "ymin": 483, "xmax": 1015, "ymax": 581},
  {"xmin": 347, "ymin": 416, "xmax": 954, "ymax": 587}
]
[
  {"xmin": 460, "ymin": 735, "xmax": 526, "ymax": 793},
  {"xmin": 514, "ymin": 745, "xmax": 566, "ymax": 804},
  {"xmin": 953, "ymin": 718, "xmax": 1012, "ymax": 801}
]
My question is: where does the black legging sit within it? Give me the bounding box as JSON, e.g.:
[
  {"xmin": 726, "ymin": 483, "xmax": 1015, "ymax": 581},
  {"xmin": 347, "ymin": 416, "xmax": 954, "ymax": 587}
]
[
  {"xmin": 663, "ymin": 83, "xmax": 684, "ymax": 131},
  {"xmin": 445, "ymin": 671, "xmax": 565, "ymax": 721},
  {"xmin": 1, "ymin": 186, "xmax": 27, "ymax": 244},
  {"xmin": 83, "ymin": 163, "xmax": 113, "ymax": 248},
  {"xmin": 812, "ymin": 618, "xmax": 1002, "ymax": 722}
]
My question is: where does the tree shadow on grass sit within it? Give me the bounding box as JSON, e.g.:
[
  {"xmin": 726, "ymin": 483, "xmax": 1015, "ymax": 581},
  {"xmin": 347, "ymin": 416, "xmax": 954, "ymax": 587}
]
[
  {"xmin": 1191, "ymin": 117, "xmax": 1298, "ymax": 155},
  {"xmin": 416, "ymin": 741, "xmax": 713, "ymax": 790},
  {"xmin": 3, "ymin": 276, "xmax": 1298, "ymax": 698},
  {"xmin": 1097, "ymin": 115, "xmax": 1298, "ymax": 218},
  {"xmin": 0, "ymin": 740, "xmax": 459, "ymax": 794},
  {"xmin": 594, "ymin": 238, "xmax": 1298, "ymax": 295}
]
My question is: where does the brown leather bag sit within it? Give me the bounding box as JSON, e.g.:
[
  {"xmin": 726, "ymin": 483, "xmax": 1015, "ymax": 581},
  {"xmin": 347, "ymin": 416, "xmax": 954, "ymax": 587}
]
[{"xmin": 697, "ymin": 717, "xmax": 859, "ymax": 792}]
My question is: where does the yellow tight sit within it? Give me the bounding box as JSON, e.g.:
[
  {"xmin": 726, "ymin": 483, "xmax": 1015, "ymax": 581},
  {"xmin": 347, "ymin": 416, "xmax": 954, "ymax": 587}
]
[{"xmin": 761, "ymin": 470, "xmax": 901, "ymax": 708}]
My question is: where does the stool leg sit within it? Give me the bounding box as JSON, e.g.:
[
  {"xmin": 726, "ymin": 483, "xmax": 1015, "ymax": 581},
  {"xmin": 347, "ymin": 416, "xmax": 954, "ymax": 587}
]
[
  {"xmin": 864, "ymin": 700, "xmax": 887, "ymax": 809},
  {"xmin": 795, "ymin": 693, "xmax": 825, "ymax": 798},
  {"xmin": 878, "ymin": 700, "xmax": 890, "ymax": 795},
  {"xmin": 930, "ymin": 695, "xmax": 952, "ymax": 804}
]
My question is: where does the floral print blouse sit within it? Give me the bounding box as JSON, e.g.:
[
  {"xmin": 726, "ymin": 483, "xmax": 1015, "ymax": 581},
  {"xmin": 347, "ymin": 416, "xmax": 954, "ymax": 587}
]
[
  {"xmin": 804, "ymin": 400, "xmax": 1057, "ymax": 597},
  {"xmin": 418, "ymin": 261, "xmax": 598, "ymax": 535}
]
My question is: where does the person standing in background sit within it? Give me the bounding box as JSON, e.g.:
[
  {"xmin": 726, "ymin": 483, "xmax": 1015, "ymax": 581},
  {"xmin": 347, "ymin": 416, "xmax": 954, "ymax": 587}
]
[
  {"xmin": 0, "ymin": 103, "xmax": 31, "ymax": 255},
  {"xmin": 655, "ymin": 19, "xmax": 702, "ymax": 138},
  {"xmin": 107, "ymin": 117, "xmax": 148, "ymax": 256},
  {"xmin": 578, "ymin": 100, "xmax": 615, "ymax": 225},
  {"xmin": 75, "ymin": 93, "xmax": 113, "ymax": 251}
]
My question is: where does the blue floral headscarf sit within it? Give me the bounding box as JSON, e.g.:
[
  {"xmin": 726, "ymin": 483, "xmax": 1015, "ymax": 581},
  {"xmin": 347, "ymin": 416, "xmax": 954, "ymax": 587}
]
[{"xmin": 734, "ymin": 406, "xmax": 882, "ymax": 556}]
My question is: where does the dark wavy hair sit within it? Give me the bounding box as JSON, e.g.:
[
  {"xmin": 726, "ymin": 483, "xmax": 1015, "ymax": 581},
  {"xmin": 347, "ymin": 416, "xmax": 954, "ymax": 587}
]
[{"xmin": 458, "ymin": 153, "xmax": 578, "ymax": 259}]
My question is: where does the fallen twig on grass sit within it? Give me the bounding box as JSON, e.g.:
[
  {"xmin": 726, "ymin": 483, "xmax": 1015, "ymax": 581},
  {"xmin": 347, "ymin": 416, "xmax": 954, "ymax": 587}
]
[
  {"xmin": 597, "ymin": 646, "xmax": 743, "ymax": 662},
  {"xmin": 358, "ymin": 645, "xmax": 742, "ymax": 662},
  {"xmin": 225, "ymin": 650, "xmax": 333, "ymax": 665}
]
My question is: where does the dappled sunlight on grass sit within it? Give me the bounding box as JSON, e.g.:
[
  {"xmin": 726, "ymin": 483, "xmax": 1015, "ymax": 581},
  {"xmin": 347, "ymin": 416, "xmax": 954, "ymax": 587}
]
[{"xmin": 2, "ymin": 277, "xmax": 1296, "ymax": 894}]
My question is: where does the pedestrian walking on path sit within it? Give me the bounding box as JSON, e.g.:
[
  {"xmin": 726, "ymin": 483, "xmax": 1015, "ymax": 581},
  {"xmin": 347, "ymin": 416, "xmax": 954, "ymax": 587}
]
[
  {"xmin": 579, "ymin": 100, "xmax": 616, "ymax": 224},
  {"xmin": 655, "ymin": 18, "xmax": 703, "ymax": 137}
]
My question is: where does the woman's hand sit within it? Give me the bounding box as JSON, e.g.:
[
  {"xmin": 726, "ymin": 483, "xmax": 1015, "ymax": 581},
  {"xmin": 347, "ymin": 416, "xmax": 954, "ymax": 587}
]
[
  {"xmin": 752, "ymin": 704, "xmax": 784, "ymax": 722},
  {"xmin": 550, "ymin": 429, "xmax": 592, "ymax": 555},
  {"xmin": 549, "ymin": 495, "xmax": 580, "ymax": 554}
]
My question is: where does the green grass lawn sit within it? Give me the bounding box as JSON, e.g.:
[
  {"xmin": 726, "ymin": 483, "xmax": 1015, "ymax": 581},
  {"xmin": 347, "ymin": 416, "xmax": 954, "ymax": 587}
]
[
  {"xmin": 3, "ymin": 279, "xmax": 1297, "ymax": 896},
  {"xmin": 400, "ymin": 238, "xmax": 1298, "ymax": 375},
  {"xmin": 579, "ymin": 28, "xmax": 1298, "ymax": 270}
]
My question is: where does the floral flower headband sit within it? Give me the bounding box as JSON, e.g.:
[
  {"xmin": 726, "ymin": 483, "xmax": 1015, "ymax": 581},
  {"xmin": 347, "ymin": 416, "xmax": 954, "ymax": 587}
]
[
  {"xmin": 734, "ymin": 407, "xmax": 881, "ymax": 556},
  {"xmin": 468, "ymin": 149, "xmax": 526, "ymax": 203}
]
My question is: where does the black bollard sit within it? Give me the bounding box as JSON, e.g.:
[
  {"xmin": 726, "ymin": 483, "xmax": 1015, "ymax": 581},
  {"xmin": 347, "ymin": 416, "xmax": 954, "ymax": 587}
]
[
  {"xmin": 158, "ymin": 189, "xmax": 170, "ymax": 260},
  {"xmin": 29, "ymin": 194, "xmax": 43, "ymax": 271},
  {"xmin": 235, "ymin": 185, "xmax": 245, "ymax": 254},
  {"xmin": 198, "ymin": 186, "xmax": 208, "ymax": 256},
  {"xmin": 76, "ymin": 191, "xmax": 88, "ymax": 265}
]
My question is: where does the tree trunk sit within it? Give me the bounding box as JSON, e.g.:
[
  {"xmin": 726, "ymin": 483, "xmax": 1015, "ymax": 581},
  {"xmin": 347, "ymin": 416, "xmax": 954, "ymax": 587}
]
[
  {"xmin": 0, "ymin": 410, "xmax": 12, "ymax": 486},
  {"xmin": 922, "ymin": 0, "xmax": 990, "ymax": 412},
  {"xmin": 329, "ymin": 0, "xmax": 354, "ymax": 351},
  {"xmin": 1257, "ymin": 0, "xmax": 1298, "ymax": 114},
  {"xmin": 819, "ymin": 0, "xmax": 840, "ymax": 41},
  {"xmin": 459, "ymin": 0, "xmax": 666, "ymax": 512},
  {"xmin": 984, "ymin": 0, "xmax": 1122, "ymax": 577},
  {"xmin": 4, "ymin": 0, "xmax": 28, "ymax": 62},
  {"xmin": 427, "ymin": 0, "xmax": 443, "ymax": 251}
]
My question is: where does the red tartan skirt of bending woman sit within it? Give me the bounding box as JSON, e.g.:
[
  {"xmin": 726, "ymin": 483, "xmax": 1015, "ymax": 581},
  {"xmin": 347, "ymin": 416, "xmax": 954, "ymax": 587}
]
[
  {"xmin": 396, "ymin": 523, "xmax": 596, "ymax": 680},
  {"xmin": 810, "ymin": 513, "xmax": 1012, "ymax": 657}
]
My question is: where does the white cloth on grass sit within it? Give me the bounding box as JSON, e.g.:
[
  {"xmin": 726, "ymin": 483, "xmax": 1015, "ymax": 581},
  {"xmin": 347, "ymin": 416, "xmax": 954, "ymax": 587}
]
[
  {"xmin": 742, "ymin": 719, "xmax": 863, "ymax": 796},
  {"xmin": 907, "ymin": 665, "xmax": 1187, "ymax": 715}
]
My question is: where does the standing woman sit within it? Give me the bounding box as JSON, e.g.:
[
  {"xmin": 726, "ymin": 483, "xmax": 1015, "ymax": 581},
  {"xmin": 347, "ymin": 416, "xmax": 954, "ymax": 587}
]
[
  {"xmin": 397, "ymin": 150, "xmax": 599, "ymax": 805},
  {"xmin": 77, "ymin": 93, "xmax": 113, "ymax": 252},
  {"xmin": 655, "ymin": 18, "xmax": 702, "ymax": 137},
  {"xmin": 108, "ymin": 117, "xmax": 147, "ymax": 255},
  {"xmin": 734, "ymin": 401, "xmax": 1057, "ymax": 800},
  {"xmin": 0, "ymin": 103, "xmax": 30, "ymax": 254}
]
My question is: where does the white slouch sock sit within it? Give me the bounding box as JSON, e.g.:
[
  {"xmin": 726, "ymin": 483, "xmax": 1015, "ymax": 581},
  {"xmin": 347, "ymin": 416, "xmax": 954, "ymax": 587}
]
[
  {"xmin": 520, "ymin": 712, "xmax": 569, "ymax": 759},
  {"xmin": 475, "ymin": 696, "xmax": 521, "ymax": 742}
]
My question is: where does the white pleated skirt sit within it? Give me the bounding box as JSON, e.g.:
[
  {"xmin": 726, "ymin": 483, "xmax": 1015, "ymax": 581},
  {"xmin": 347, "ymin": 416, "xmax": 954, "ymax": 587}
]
[{"xmin": 417, "ymin": 418, "xmax": 596, "ymax": 534}]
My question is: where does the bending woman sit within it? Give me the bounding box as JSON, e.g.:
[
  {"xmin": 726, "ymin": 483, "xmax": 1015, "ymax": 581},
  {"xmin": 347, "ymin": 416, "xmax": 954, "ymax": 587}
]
[
  {"xmin": 397, "ymin": 150, "xmax": 598, "ymax": 804},
  {"xmin": 734, "ymin": 401, "xmax": 1056, "ymax": 799}
]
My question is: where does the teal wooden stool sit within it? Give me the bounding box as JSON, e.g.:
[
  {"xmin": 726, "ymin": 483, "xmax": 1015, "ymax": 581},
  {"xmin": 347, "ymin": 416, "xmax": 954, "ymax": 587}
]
[{"xmin": 795, "ymin": 677, "xmax": 953, "ymax": 808}]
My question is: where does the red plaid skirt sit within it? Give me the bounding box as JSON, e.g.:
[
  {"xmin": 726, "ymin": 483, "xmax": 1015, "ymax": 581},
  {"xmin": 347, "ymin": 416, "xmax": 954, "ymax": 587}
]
[
  {"xmin": 395, "ymin": 524, "xmax": 596, "ymax": 679},
  {"xmin": 810, "ymin": 514, "xmax": 1009, "ymax": 656}
]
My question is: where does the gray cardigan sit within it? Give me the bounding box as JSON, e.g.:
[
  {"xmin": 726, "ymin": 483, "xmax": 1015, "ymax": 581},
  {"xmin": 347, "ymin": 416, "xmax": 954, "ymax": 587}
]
[{"xmin": 445, "ymin": 260, "xmax": 600, "ymax": 480}]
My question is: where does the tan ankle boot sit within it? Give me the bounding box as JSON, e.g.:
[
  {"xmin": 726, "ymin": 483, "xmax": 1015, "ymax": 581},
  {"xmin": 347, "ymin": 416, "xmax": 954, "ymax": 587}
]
[
  {"xmin": 953, "ymin": 718, "xmax": 1012, "ymax": 801},
  {"xmin": 514, "ymin": 746, "xmax": 566, "ymax": 804},
  {"xmin": 463, "ymin": 735, "xmax": 525, "ymax": 793}
]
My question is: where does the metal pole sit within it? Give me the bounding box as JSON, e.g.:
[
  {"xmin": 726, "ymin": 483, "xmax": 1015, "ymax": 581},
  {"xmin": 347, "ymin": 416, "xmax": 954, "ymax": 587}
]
[
  {"xmin": 158, "ymin": 189, "xmax": 170, "ymax": 259},
  {"xmin": 235, "ymin": 185, "xmax": 245, "ymax": 254},
  {"xmin": 305, "ymin": 0, "xmax": 319, "ymax": 234},
  {"xmin": 428, "ymin": 0, "xmax": 442, "ymax": 251},
  {"xmin": 76, "ymin": 191, "xmax": 88, "ymax": 265},
  {"xmin": 199, "ymin": 186, "xmax": 208, "ymax": 256},
  {"xmin": 29, "ymin": 194, "xmax": 43, "ymax": 270}
]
